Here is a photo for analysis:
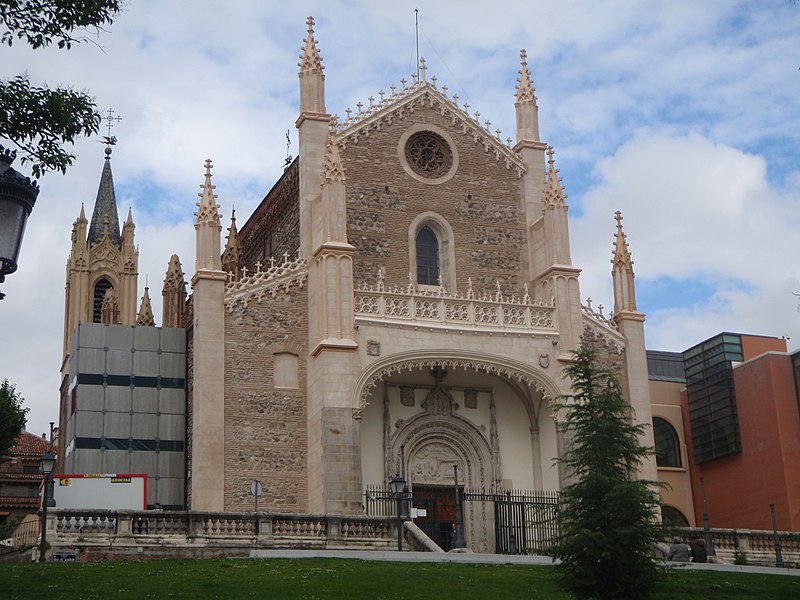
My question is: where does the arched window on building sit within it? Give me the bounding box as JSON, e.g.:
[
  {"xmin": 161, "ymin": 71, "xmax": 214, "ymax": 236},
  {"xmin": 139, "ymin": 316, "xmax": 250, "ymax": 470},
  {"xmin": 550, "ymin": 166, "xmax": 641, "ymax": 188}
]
[
  {"xmin": 661, "ymin": 505, "xmax": 689, "ymax": 527},
  {"xmin": 416, "ymin": 226, "xmax": 439, "ymax": 286},
  {"xmin": 653, "ymin": 417, "xmax": 681, "ymax": 468},
  {"xmin": 409, "ymin": 213, "xmax": 456, "ymax": 290},
  {"xmin": 93, "ymin": 278, "xmax": 113, "ymax": 323}
]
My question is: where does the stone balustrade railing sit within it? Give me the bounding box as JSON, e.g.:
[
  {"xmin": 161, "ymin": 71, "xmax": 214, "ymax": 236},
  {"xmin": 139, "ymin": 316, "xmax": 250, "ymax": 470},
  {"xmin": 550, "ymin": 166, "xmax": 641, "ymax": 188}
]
[
  {"xmin": 354, "ymin": 283, "xmax": 556, "ymax": 334},
  {"xmin": 46, "ymin": 509, "xmax": 397, "ymax": 556},
  {"xmin": 678, "ymin": 527, "xmax": 800, "ymax": 566}
]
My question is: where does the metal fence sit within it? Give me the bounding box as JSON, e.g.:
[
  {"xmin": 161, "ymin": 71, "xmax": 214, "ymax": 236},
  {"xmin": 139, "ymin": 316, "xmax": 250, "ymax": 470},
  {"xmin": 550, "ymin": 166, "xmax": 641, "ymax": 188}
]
[
  {"xmin": 464, "ymin": 489, "xmax": 560, "ymax": 555},
  {"xmin": 364, "ymin": 485, "xmax": 560, "ymax": 555}
]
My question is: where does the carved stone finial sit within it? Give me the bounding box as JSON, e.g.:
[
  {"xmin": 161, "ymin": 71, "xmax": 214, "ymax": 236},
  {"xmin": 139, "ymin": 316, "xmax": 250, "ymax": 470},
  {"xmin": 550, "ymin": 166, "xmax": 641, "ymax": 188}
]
[
  {"xmin": 419, "ymin": 57, "xmax": 427, "ymax": 82},
  {"xmin": 516, "ymin": 48, "xmax": 536, "ymax": 103},
  {"xmin": 299, "ymin": 16, "xmax": 324, "ymax": 74}
]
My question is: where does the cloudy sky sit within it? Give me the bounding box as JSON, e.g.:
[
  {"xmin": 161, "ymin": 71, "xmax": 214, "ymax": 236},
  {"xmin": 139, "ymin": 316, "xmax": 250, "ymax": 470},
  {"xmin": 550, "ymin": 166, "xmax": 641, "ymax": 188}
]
[{"xmin": 2, "ymin": 0, "xmax": 799, "ymax": 437}]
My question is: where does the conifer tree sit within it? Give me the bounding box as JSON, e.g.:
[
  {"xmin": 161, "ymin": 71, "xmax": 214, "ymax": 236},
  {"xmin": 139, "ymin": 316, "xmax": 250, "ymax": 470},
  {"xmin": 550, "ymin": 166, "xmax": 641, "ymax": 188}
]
[{"xmin": 553, "ymin": 343, "xmax": 663, "ymax": 600}]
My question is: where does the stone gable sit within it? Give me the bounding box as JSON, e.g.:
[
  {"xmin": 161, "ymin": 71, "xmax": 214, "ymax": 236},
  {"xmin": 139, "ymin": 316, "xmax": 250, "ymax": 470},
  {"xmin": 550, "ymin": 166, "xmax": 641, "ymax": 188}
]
[{"xmin": 343, "ymin": 105, "xmax": 529, "ymax": 295}]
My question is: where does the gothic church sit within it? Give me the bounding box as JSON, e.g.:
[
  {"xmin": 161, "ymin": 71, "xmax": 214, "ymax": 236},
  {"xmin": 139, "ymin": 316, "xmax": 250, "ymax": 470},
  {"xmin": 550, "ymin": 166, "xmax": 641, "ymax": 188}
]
[{"xmin": 59, "ymin": 18, "xmax": 656, "ymax": 553}]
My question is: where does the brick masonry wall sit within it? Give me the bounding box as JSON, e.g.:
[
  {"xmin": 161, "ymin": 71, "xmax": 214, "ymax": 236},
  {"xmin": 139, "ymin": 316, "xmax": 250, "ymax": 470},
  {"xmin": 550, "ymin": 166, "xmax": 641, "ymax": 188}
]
[
  {"xmin": 223, "ymin": 283, "xmax": 309, "ymax": 513},
  {"xmin": 343, "ymin": 107, "xmax": 529, "ymax": 295},
  {"xmin": 239, "ymin": 160, "xmax": 300, "ymax": 271}
]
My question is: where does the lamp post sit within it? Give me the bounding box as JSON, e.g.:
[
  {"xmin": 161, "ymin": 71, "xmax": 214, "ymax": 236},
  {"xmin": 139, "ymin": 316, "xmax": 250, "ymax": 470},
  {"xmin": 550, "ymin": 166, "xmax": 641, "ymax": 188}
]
[
  {"xmin": 699, "ymin": 476, "xmax": 716, "ymax": 556},
  {"xmin": 770, "ymin": 503, "xmax": 785, "ymax": 568},
  {"xmin": 0, "ymin": 146, "xmax": 39, "ymax": 301},
  {"xmin": 389, "ymin": 474, "xmax": 408, "ymax": 551},
  {"xmin": 38, "ymin": 450, "xmax": 56, "ymax": 562}
]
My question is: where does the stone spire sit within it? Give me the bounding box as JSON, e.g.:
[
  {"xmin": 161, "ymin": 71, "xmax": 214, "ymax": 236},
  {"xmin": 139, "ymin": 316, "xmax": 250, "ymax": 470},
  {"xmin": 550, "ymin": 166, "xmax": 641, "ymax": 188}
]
[
  {"xmin": 611, "ymin": 211, "xmax": 637, "ymax": 314},
  {"xmin": 222, "ymin": 208, "xmax": 241, "ymax": 282},
  {"xmin": 514, "ymin": 49, "xmax": 541, "ymax": 146},
  {"xmin": 136, "ymin": 286, "xmax": 155, "ymax": 326},
  {"xmin": 543, "ymin": 146, "xmax": 567, "ymax": 207},
  {"xmin": 162, "ymin": 254, "xmax": 187, "ymax": 328},
  {"xmin": 88, "ymin": 146, "xmax": 121, "ymax": 246},
  {"xmin": 298, "ymin": 15, "xmax": 326, "ymax": 115},
  {"xmin": 318, "ymin": 127, "xmax": 349, "ymax": 246},
  {"xmin": 194, "ymin": 159, "xmax": 222, "ymax": 272},
  {"xmin": 321, "ymin": 127, "xmax": 345, "ymax": 183},
  {"xmin": 542, "ymin": 146, "xmax": 572, "ymax": 266}
]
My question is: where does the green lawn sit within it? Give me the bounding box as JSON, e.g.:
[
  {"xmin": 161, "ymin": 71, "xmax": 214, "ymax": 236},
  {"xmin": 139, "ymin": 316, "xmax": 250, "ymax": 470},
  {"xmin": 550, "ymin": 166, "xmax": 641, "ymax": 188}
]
[{"xmin": 2, "ymin": 558, "xmax": 798, "ymax": 599}]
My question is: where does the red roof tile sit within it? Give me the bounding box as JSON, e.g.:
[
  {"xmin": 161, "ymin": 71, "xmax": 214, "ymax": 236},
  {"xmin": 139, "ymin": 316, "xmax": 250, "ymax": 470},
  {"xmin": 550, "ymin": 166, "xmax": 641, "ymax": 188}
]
[{"xmin": 10, "ymin": 431, "xmax": 51, "ymax": 457}]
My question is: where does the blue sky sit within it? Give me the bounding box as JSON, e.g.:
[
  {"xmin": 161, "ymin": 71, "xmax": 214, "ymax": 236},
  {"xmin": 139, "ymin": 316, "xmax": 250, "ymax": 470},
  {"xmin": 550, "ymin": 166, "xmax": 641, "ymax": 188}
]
[{"xmin": 2, "ymin": 0, "xmax": 799, "ymax": 436}]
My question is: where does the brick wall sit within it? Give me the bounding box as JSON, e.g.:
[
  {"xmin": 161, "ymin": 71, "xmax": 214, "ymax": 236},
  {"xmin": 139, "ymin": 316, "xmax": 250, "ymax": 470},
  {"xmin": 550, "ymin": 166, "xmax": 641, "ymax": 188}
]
[
  {"xmin": 223, "ymin": 283, "xmax": 309, "ymax": 512},
  {"xmin": 343, "ymin": 107, "xmax": 528, "ymax": 295}
]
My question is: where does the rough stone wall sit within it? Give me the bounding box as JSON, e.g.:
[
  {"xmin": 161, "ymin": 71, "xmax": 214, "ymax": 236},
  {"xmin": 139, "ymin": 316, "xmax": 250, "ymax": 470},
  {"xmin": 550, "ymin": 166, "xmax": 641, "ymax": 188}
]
[
  {"xmin": 239, "ymin": 160, "xmax": 300, "ymax": 270},
  {"xmin": 343, "ymin": 107, "xmax": 528, "ymax": 296},
  {"xmin": 223, "ymin": 283, "xmax": 309, "ymax": 512}
]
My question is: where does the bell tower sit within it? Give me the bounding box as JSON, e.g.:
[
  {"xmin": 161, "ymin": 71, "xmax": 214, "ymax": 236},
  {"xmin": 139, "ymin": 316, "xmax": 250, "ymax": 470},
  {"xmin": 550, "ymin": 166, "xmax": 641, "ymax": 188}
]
[{"xmin": 62, "ymin": 145, "xmax": 139, "ymax": 357}]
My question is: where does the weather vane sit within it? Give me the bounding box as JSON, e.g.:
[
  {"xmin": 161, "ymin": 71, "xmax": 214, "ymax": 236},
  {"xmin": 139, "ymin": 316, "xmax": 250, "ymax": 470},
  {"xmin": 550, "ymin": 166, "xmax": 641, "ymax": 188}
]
[
  {"xmin": 284, "ymin": 129, "xmax": 292, "ymax": 168},
  {"xmin": 100, "ymin": 108, "xmax": 122, "ymax": 147}
]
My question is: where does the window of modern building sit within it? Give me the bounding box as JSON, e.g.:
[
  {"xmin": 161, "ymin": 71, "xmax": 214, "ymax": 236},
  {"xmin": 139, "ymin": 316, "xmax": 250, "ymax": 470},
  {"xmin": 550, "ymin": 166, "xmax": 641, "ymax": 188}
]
[
  {"xmin": 416, "ymin": 226, "xmax": 440, "ymax": 286},
  {"xmin": 653, "ymin": 417, "xmax": 681, "ymax": 468}
]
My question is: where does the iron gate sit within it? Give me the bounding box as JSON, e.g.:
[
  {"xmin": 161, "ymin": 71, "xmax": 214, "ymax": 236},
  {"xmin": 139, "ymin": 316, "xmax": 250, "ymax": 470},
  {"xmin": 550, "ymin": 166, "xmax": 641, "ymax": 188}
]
[{"xmin": 365, "ymin": 485, "xmax": 560, "ymax": 555}]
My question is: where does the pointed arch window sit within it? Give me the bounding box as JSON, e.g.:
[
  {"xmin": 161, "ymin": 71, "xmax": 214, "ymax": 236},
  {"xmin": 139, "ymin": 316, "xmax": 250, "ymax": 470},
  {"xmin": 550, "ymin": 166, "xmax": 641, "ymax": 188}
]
[
  {"xmin": 653, "ymin": 417, "xmax": 681, "ymax": 468},
  {"xmin": 93, "ymin": 278, "xmax": 113, "ymax": 323},
  {"xmin": 409, "ymin": 213, "xmax": 456, "ymax": 291},
  {"xmin": 416, "ymin": 226, "xmax": 440, "ymax": 286}
]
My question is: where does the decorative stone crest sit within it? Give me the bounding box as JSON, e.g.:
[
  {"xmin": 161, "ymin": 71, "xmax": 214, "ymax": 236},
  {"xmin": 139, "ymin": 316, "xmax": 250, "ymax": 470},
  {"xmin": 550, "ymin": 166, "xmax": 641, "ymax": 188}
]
[
  {"xmin": 538, "ymin": 353, "xmax": 550, "ymax": 369},
  {"xmin": 367, "ymin": 340, "xmax": 381, "ymax": 356}
]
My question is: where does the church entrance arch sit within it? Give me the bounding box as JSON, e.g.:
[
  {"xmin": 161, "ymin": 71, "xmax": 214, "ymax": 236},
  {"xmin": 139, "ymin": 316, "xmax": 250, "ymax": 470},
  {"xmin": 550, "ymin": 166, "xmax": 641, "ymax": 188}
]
[{"xmin": 355, "ymin": 350, "xmax": 563, "ymax": 553}]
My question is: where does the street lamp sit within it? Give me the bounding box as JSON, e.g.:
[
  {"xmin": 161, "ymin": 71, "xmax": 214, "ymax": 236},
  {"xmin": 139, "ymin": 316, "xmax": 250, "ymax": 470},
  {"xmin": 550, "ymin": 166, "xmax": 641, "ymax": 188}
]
[
  {"xmin": 389, "ymin": 473, "xmax": 408, "ymax": 551},
  {"xmin": 38, "ymin": 450, "xmax": 56, "ymax": 562},
  {"xmin": 0, "ymin": 145, "xmax": 39, "ymax": 300}
]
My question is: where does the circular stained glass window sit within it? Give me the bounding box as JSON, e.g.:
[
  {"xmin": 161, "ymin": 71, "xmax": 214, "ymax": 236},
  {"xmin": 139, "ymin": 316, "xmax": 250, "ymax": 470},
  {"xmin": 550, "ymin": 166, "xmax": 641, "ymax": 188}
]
[{"xmin": 404, "ymin": 131, "xmax": 453, "ymax": 178}]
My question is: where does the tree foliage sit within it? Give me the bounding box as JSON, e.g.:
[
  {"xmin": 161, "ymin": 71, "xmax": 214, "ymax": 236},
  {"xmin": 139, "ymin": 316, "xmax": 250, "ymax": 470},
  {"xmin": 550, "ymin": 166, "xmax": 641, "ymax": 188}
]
[
  {"xmin": 553, "ymin": 344, "xmax": 664, "ymax": 600},
  {"xmin": 0, "ymin": 0, "xmax": 122, "ymax": 177},
  {"xmin": 0, "ymin": 378, "xmax": 28, "ymax": 463}
]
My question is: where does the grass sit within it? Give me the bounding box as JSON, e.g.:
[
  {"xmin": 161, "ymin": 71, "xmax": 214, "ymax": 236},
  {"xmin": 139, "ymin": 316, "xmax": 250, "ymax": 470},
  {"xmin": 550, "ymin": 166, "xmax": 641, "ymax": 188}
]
[{"xmin": 2, "ymin": 558, "xmax": 799, "ymax": 599}]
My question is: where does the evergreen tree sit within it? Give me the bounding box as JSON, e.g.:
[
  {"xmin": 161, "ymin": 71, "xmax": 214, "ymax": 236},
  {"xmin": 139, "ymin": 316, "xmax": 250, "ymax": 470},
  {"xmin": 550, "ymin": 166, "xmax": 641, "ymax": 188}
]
[
  {"xmin": 0, "ymin": 378, "xmax": 28, "ymax": 463},
  {"xmin": 553, "ymin": 344, "xmax": 663, "ymax": 600}
]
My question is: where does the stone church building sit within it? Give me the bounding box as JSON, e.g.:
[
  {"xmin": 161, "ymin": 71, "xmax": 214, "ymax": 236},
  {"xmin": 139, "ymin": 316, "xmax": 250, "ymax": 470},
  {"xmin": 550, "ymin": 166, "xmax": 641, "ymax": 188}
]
[{"xmin": 58, "ymin": 18, "xmax": 657, "ymax": 552}]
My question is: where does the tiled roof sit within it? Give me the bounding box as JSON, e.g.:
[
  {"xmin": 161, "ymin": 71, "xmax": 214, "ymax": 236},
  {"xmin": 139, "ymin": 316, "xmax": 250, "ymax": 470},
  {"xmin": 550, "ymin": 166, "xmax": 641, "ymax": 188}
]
[{"xmin": 10, "ymin": 431, "xmax": 51, "ymax": 457}]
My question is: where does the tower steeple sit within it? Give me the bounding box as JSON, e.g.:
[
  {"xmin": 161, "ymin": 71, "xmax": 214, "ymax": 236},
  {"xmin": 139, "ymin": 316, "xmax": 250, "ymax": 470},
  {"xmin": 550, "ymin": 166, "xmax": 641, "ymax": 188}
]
[
  {"xmin": 611, "ymin": 211, "xmax": 637, "ymax": 315},
  {"xmin": 608, "ymin": 212, "xmax": 657, "ymax": 483},
  {"xmin": 194, "ymin": 159, "xmax": 222, "ymax": 272},
  {"xmin": 298, "ymin": 16, "xmax": 326, "ymax": 115},
  {"xmin": 542, "ymin": 146, "xmax": 572, "ymax": 266},
  {"xmin": 514, "ymin": 49, "xmax": 541, "ymax": 147},
  {"xmin": 88, "ymin": 147, "xmax": 121, "ymax": 246}
]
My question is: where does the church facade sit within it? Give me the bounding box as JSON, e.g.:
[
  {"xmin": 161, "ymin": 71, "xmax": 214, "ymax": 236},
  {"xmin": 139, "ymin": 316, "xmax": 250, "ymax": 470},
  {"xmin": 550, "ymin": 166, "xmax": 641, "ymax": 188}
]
[{"xmin": 59, "ymin": 18, "xmax": 659, "ymax": 551}]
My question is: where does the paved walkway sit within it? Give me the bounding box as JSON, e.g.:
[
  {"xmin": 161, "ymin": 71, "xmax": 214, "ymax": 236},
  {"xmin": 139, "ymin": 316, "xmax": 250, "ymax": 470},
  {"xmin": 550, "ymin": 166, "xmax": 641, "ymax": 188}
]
[{"xmin": 250, "ymin": 549, "xmax": 800, "ymax": 577}]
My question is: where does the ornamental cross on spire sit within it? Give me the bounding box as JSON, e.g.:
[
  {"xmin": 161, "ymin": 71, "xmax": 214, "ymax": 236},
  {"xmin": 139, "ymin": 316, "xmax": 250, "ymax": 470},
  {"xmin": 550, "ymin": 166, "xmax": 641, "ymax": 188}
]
[
  {"xmin": 100, "ymin": 108, "xmax": 121, "ymax": 148},
  {"xmin": 419, "ymin": 57, "xmax": 427, "ymax": 82}
]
